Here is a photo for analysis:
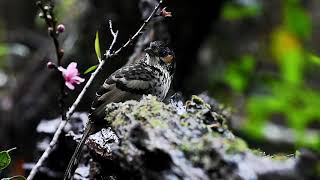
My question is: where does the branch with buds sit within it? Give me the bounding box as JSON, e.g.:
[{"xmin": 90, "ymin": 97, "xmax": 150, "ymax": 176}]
[
  {"xmin": 26, "ymin": 0, "xmax": 171, "ymax": 179},
  {"xmin": 36, "ymin": 1, "xmax": 67, "ymax": 120}
]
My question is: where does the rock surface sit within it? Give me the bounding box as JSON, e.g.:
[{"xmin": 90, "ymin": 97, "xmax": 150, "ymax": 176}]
[
  {"xmin": 28, "ymin": 95, "xmax": 320, "ymax": 179},
  {"xmin": 79, "ymin": 95, "xmax": 319, "ymax": 180}
]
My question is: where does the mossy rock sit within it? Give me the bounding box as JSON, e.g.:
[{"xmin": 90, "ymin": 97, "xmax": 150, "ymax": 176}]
[{"xmin": 84, "ymin": 95, "xmax": 317, "ymax": 180}]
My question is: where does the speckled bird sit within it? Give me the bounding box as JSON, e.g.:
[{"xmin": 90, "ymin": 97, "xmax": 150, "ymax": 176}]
[{"xmin": 64, "ymin": 41, "xmax": 175, "ymax": 180}]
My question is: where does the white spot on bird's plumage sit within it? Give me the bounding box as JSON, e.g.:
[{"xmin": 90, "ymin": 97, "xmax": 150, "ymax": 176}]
[{"xmin": 126, "ymin": 80, "xmax": 149, "ymax": 89}]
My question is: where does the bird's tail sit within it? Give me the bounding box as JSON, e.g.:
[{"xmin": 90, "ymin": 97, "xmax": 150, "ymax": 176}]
[{"xmin": 63, "ymin": 122, "xmax": 92, "ymax": 180}]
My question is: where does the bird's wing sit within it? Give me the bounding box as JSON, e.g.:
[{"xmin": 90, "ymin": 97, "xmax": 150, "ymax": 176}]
[{"xmin": 90, "ymin": 63, "xmax": 157, "ymax": 119}]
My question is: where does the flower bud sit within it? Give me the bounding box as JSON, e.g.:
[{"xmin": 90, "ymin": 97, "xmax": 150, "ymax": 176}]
[
  {"xmin": 160, "ymin": 7, "xmax": 172, "ymax": 17},
  {"xmin": 44, "ymin": 5, "xmax": 50, "ymax": 11},
  {"xmin": 47, "ymin": 61, "xmax": 57, "ymax": 69},
  {"xmin": 46, "ymin": 14, "xmax": 52, "ymax": 20},
  {"xmin": 57, "ymin": 24, "xmax": 65, "ymax": 33},
  {"xmin": 38, "ymin": 12, "xmax": 44, "ymax": 18},
  {"xmin": 36, "ymin": 1, "xmax": 42, "ymax": 7}
]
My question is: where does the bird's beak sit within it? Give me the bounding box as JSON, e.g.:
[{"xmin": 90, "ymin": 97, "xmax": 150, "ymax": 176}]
[{"xmin": 161, "ymin": 55, "xmax": 174, "ymax": 64}]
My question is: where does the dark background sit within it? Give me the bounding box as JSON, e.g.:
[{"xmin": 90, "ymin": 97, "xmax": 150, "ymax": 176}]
[{"xmin": 0, "ymin": 0, "xmax": 319, "ymax": 177}]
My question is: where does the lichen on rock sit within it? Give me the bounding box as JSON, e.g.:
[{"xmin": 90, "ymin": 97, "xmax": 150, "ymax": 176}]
[{"xmin": 83, "ymin": 95, "xmax": 319, "ymax": 180}]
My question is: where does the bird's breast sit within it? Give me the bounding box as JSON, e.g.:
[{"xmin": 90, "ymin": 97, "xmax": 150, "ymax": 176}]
[{"xmin": 151, "ymin": 68, "xmax": 171, "ymax": 101}]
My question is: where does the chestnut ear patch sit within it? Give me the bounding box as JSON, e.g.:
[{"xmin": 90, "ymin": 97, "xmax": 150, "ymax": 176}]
[{"xmin": 161, "ymin": 55, "xmax": 174, "ymax": 64}]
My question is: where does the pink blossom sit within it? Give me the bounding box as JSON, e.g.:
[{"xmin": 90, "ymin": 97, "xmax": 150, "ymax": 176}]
[{"xmin": 58, "ymin": 62, "xmax": 85, "ymax": 90}]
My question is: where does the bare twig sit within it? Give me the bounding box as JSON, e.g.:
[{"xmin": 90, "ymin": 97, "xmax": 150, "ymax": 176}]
[
  {"xmin": 106, "ymin": 20, "xmax": 119, "ymax": 57},
  {"xmin": 113, "ymin": 0, "xmax": 163, "ymax": 56},
  {"xmin": 27, "ymin": 1, "xmax": 163, "ymax": 179},
  {"xmin": 6, "ymin": 147, "xmax": 17, "ymax": 153}
]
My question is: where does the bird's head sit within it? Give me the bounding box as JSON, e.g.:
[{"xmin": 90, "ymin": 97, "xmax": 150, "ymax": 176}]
[{"xmin": 145, "ymin": 41, "xmax": 175, "ymax": 65}]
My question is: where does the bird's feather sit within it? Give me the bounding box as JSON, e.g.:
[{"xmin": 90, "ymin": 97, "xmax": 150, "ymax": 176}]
[
  {"xmin": 90, "ymin": 62, "xmax": 162, "ymax": 120},
  {"xmin": 90, "ymin": 83, "xmax": 142, "ymax": 119},
  {"xmin": 64, "ymin": 123, "xmax": 92, "ymax": 180}
]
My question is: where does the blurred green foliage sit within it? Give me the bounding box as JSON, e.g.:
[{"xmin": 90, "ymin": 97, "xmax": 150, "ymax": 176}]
[
  {"xmin": 219, "ymin": 0, "xmax": 320, "ymax": 151},
  {"xmin": 55, "ymin": 0, "xmax": 78, "ymax": 21},
  {"xmin": 0, "ymin": 18, "xmax": 9, "ymax": 60},
  {"xmin": 0, "ymin": 44, "xmax": 9, "ymax": 57},
  {"xmin": 245, "ymin": 82, "xmax": 320, "ymax": 148},
  {"xmin": 309, "ymin": 54, "xmax": 320, "ymax": 65},
  {"xmin": 223, "ymin": 55, "xmax": 255, "ymax": 93},
  {"xmin": 284, "ymin": 0, "xmax": 311, "ymax": 38},
  {"xmin": 222, "ymin": 2, "xmax": 262, "ymax": 20},
  {"xmin": 271, "ymin": 28, "xmax": 304, "ymax": 85},
  {"xmin": 0, "ymin": 19, "xmax": 9, "ymax": 68}
]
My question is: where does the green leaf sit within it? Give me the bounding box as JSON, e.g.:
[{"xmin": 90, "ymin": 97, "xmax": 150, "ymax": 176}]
[
  {"xmin": 0, "ymin": 147, "xmax": 16, "ymax": 171},
  {"xmin": 309, "ymin": 54, "xmax": 320, "ymax": 65},
  {"xmin": 95, "ymin": 31, "xmax": 101, "ymax": 61},
  {"xmin": 1, "ymin": 175, "xmax": 26, "ymax": 180},
  {"xmin": 84, "ymin": 65, "xmax": 98, "ymax": 74}
]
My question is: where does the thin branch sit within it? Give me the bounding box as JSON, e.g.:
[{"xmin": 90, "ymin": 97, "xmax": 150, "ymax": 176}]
[
  {"xmin": 27, "ymin": 1, "xmax": 163, "ymax": 179},
  {"xmin": 109, "ymin": 20, "xmax": 118, "ymax": 38},
  {"xmin": 112, "ymin": 0, "xmax": 163, "ymax": 56},
  {"xmin": 27, "ymin": 120, "xmax": 67, "ymax": 180},
  {"xmin": 106, "ymin": 20, "xmax": 119, "ymax": 57},
  {"xmin": 66, "ymin": 61, "xmax": 105, "ymax": 120},
  {"xmin": 6, "ymin": 147, "xmax": 17, "ymax": 153},
  {"xmin": 37, "ymin": 1, "xmax": 66, "ymax": 120}
]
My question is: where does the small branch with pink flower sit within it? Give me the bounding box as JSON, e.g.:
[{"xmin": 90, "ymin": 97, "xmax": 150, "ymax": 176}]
[{"xmin": 26, "ymin": 0, "xmax": 172, "ymax": 180}]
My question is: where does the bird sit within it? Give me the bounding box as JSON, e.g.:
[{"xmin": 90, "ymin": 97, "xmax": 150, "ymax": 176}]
[{"xmin": 64, "ymin": 41, "xmax": 175, "ymax": 180}]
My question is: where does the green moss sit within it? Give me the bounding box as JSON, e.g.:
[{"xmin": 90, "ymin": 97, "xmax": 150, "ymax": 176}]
[
  {"xmin": 191, "ymin": 95, "xmax": 205, "ymax": 105},
  {"xmin": 180, "ymin": 139, "xmax": 205, "ymax": 154},
  {"xmin": 251, "ymin": 149, "xmax": 266, "ymax": 156},
  {"xmin": 294, "ymin": 150, "xmax": 301, "ymax": 158},
  {"xmin": 180, "ymin": 121, "xmax": 189, "ymax": 127},
  {"xmin": 204, "ymin": 103, "xmax": 211, "ymax": 110},
  {"xmin": 191, "ymin": 95, "xmax": 211, "ymax": 109},
  {"xmin": 149, "ymin": 118, "xmax": 168, "ymax": 128},
  {"xmin": 180, "ymin": 143, "xmax": 190, "ymax": 152},
  {"xmin": 132, "ymin": 96, "xmax": 165, "ymax": 121},
  {"xmin": 211, "ymin": 131, "xmax": 221, "ymax": 137},
  {"xmin": 271, "ymin": 154, "xmax": 291, "ymax": 160},
  {"xmin": 112, "ymin": 115, "xmax": 125, "ymax": 127},
  {"xmin": 134, "ymin": 106, "xmax": 150, "ymax": 120},
  {"xmin": 180, "ymin": 113, "xmax": 189, "ymax": 119},
  {"xmin": 194, "ymin": 141, "xmax": 205, "ymax": 151},
  {"xmin": 149, "ymin": 97, "xmax": 163, "ymax": 114},
  {"xmin": 225, "ymin": 137, "xmax": 249, "ymax": 154}
]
